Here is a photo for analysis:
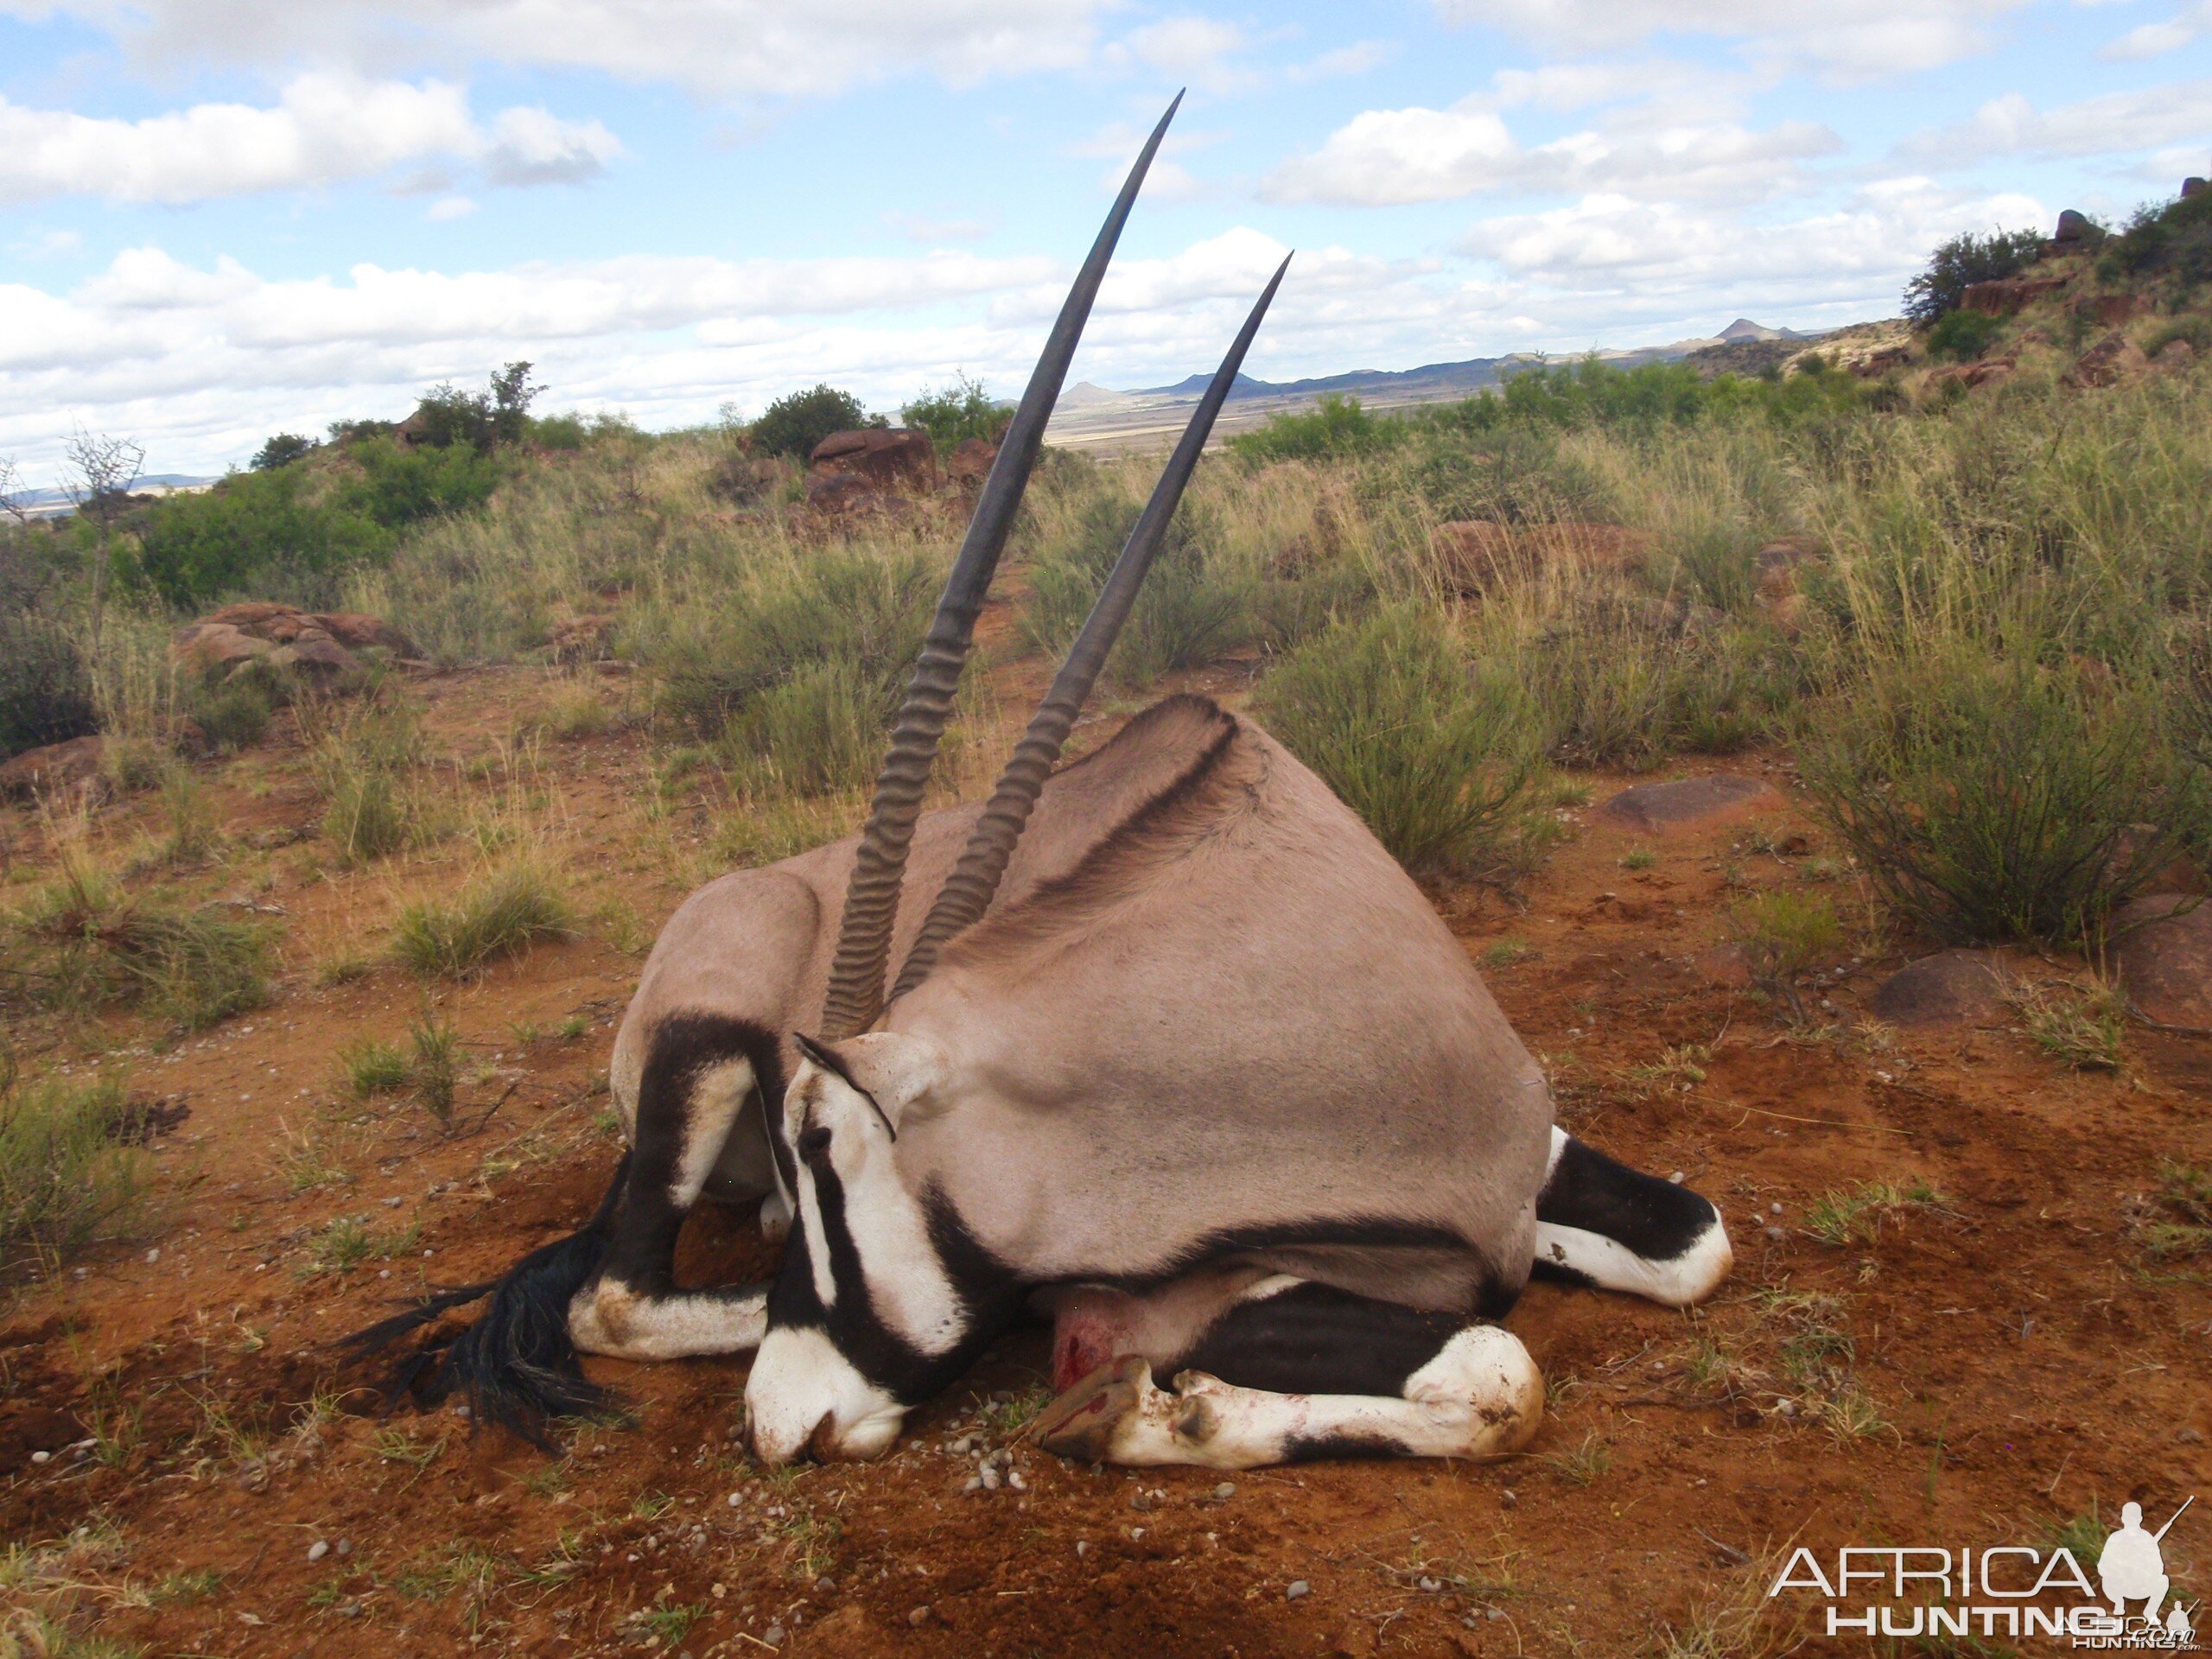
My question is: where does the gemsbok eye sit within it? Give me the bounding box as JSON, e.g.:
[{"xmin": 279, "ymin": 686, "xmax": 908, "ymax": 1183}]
[{"xmin": 798, "ymin": 1125, "xmax": 832, "ymax": 1160}]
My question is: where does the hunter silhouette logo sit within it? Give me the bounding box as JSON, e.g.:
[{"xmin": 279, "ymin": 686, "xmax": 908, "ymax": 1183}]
[{"xmin": 1767, "ymin": 1494, "xmax": 2198, "ymax": 1649}]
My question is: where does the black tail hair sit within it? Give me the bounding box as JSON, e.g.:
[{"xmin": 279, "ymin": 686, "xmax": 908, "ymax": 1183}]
[{"xmin": 342, "ymin": 1152, "xmax": 631, "ymax": 1451}]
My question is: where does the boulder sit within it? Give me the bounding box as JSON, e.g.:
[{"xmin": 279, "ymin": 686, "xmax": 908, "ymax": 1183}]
[
  {"xmin": 2075, "ymin": 293, "xmax": 2151, "ymax": 327},
  {"xmin": 2069, "ymin": 331, "xmax": 2152, "ymax": 389},
  {"xmin": 1930, "ymin": 358, "xmax": 2017, "ymax": 392},
  {"xmin": 311, "ymin": 612, "xmax": 421, "ymax": 655},
  {"xmin": 804, "ymin": 471, "xmax": 914, "ymax": 524},
  {"xmin": 808, "ymin": 428, "xmax": 938, "ymax": 494},
  {"xmin": 174, "ymin": 620, "xmax": 276, "ymax": 674},
  {"xmin": 2157, "ymin": 339, "xmax": 2196, "ymax": 368},
  {"xmin": 1961, "ymin": 276, "xmax": 2066, "ymax": 316},
  {"xmin": 0, "ymin": 735, "xmax": 105, "ymax": 802},
  {"xmin": 266, "ymin": 629, "xmax": 359, "ymax": 681},
  {"xmin": 1594, "ymin": 772, "xmax": 1781, "ymax": 835},
  {"xmin": 946, "ymin": 436, "xmax": 998, "ymax": 487},
  {"xmin": 2113, "ymin": 898, "xmax": 2212, "ymax": 1028},
  {"xmin": 2053, "ymin": 208, "xmax": 2094, "ymax": 245},
  {"xmin": 1867, "ymin": 950, "xmax": 2009, "ymax": 1028},
  {"xmin": 2183, "ymin": 178, "xmax": 2206, "ymax": 200}
]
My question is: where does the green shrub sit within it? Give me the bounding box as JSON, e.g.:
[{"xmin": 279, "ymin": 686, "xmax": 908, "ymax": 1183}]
[
  {"xmin": 339, "ymin": 1037, "xmax": 410, "ymax": 1096},
  {"xmin": 311, "ymin": 700, "xmax": 425, "ymax": 861},
  {"xmin": 1254, "ymin": 604, "xmax": 1549, "ymax": 878},
  {"xmin": 404, "ymin": 361, "xmax": 540, "ymax": 453},
  {"xmin": 129, "ymin": 467, "xmax": 392, "ymax": 608},
  {"xmin": 340, "ymin": 437, "xmax": 508, "ymax": 531},
  {"xmin": 252, "ymin": 433, "xmax": 317, "ymax": 471},
  {"xmin": 6, "ymin": 859, "xmax": 274, "ymax": 1028},
  {"xmin": 646, "ymin": 546, "xmax": 937, "ymax": 796},
  {"xmin": 1903, "ymin": 227, "xmax": 2046, "ymax": 325},
  {"xmin": 392, "ymin": 861, "xmax": 574, "ymax": 978},
  {"xmin": 1230, "ymin": 395, "xmax": 1407, "ymax": 465},
  {"xmin": 750, "ymin": 385, "xmax": 878, "ymax": 460},
  {"xmin": 902, "ymin": 373, "xmax": 1012, "ymax": 454},
  {"xmin": 181, "ymin": 674, "xmax": 273, "ymax": 755},
  {"xmin": 0, "ymin": 1073, "xmax": 152, "ymax": 1276},
  {"xmin": 1799, "ymin": 656, "xmax": 2196, "ymax": 946},
  {"xmin": 0, "ymin": 567, "xmax": 94, "ymax": 758},
  {"xmin": 1925, "ymin": 308, "xmax": 2006, "ymax": 363},
  {"xmin": 1017, "ymin": 492, "xmax": 1250, "ymax": 685},
  {"xmin": 1727, "ymin": 890, "xmax": 1842, "ymax": 1023}
]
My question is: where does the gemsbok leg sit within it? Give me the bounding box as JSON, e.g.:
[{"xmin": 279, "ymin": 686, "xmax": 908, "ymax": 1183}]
[
  {"xmin": 1031, "ymin": 1277, "xmax": 1543, "ymax": 1468},
  {"xmin": 1531, "ymin": 1128, "xmax": 1733, "ymax": 1307}
]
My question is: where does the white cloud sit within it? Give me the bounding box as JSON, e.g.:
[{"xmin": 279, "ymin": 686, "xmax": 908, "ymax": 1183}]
[
  {"xmin": 427, "ymin": 195, "xmax": 477, "ymax": 220},
  {"xmin": 1458, "ymin": 177, "xmax": 2047, "ymax": 300},
  {"xmin": 9, "ymin": 0, "xmax": 1106, "ymax": 101},
  {"xmin": 0, "ymin": 73, "xmax": 623, "ymax": 205},
  {"xmin": 2100, "ymin": 1, "xmax": 2212, "ymax": 58},
  {"xmin": 1285, "ymin": 41, "xmax": 1394, "ymax": 83},
  {"xmin": 1429, "ymin": 0, "xmax": 2031, "ymax": 81},
  {"xmin": 883, "ymin": 210, "xmax": 994, "ymax": 243},
  {"xmin": 1895, "ymin": 79, "xmax": 2212, "ymax": 166},
  {"xmin": 1118, "ymin": 16, "xmax": 1251, "ymax": 91},
  {"xmin": 1263, "ymin": 98, "xmax": 1840, "ymax": 206}
]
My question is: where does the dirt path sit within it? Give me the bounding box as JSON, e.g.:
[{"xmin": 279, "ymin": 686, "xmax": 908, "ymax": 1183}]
[{"xmin": 3, "ymin": 664, "xmax": 2208, "ymax": 1658}]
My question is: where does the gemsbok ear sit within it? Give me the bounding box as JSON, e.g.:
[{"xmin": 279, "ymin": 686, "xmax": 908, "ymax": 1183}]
[{"xmin": 793, "ymin": 1032, "xmax": 945, "ymax": 1140}]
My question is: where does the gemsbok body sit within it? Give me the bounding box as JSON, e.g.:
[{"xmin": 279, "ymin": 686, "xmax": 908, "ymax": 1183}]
[{"xmin": 353, "ymin": 93, "xmax": 1733, "ymax": 1469}]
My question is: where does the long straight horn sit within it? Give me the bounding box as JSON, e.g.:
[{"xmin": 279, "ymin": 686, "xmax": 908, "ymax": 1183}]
[
  {"xmin": 817, "ymin": 94, "xmax": 1183, "ymax": 1039},
  {"xmin": 888, "ymin": 253, "xmax": 1294, "ymax": 1004}
]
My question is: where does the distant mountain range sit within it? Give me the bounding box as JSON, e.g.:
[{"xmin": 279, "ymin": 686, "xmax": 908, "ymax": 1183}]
[
  {"xmin": 1129, "ymin": 319, "xmax": 1811, "ymax": 404},
  {"xmin": 12, "ymin": 474, "xmax": 217, "ymax": 518}
]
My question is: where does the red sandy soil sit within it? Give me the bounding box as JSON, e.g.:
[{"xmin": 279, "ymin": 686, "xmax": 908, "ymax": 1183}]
[{"xmin": 2, "ymin": 651, "xmax": 2207, "ymax": 1659}]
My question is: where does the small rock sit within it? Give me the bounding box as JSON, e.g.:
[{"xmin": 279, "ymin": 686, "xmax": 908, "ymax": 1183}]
[
  {"xmin": 908, "ymin": 1605, "xmax": 932, "ymax": 1627},
  {"xmin": 1764, "ymin": 1226, "xmax": 1787, "ymax": 1242},
  {"xmin": 1287, "ymin": 1580, "xmax": 1312, "ymax": 1601},
  {"xmin": 1420, "ymin": 1576, "xmax": 1442, "ymax": 1592},
  {"xmin": 728, "ymin": 1491, "xmax": 743, "ymax": 1506},
  {"xmin": 1130, "ymin": 1491, "xmax": 1152, "ymax": 1511},
  {"xmin": 1499, "ymin": 1488, "xmax": 1516, "ymax": 1508},
  {"xmin": 308, "ymin": 1541, "xmax": 330, "ymax": 1562},
  {"xmin": 1595, "ymin": 773, "xmax": 1780, "ymax": 836},
  {"xmin": 762, "ymin": 1624, "xmax": 786, "ymax": 1647},
  {"xmin": 963, "ymin": 1476, "xmax": 983, "ymax": 1494},
  {"xmin": 1669, "ymin": 1171, "xmax": 1685, "ymax": 1184},
  {"xmin": 1214, "ymin": 1482, "xmax": 1236, "ymax": 1500},
  {"xmin": 2113, "ymin": 896, "xmax": 2212, "ymax": 1027},
  {"xmin": 1770, "ymin": 1202, "xmax": 1783, "ymax": 1215},
  {"xmin": 1007, "ymin": 1469, "xmax": 1027, "ymax": 1491},
  {"xmin": 1867, "ymin": 950, "xmax": 2007, "ymax": 1028},
  {"xmin": 816, "ymin": 1576, "xmax": 836, "ymax": 1592},
  {"xmin": 29, "ymin": 1451, "xmax": 50, "ymax": 1465},
  {"xmin": 1075, "ymin": 1541, "xmax": 1090, "ymax": 1557},
  {"xmin": 981, "ymin": 1465, "xmax": 1001, "ymax": 1491},
  {"xmin": 145, "ymin": 1248, "xmax": 160, "ymax": 1264},
  {"xmin": 1777, "ymin": 1398, "xmax": 1800, "ymax": 1419},
  {"xmin": 335, "ymin": 1540, "xmax": 353, "ymax": 1557},
  {"xmin": 2177, "ymin": 1427, "xmax": 2204, "ymax": 1444}
]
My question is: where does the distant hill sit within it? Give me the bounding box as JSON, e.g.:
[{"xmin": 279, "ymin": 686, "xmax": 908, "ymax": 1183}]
[
  {"xmin": 13, "ymin": 474, "xmax": 217, "ymax": 519},
  {"xmin": 1131, "ymin": 321, "xmax": 1813, "ymax": 404}
]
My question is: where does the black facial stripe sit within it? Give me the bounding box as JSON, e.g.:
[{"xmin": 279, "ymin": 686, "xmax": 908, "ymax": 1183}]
[
  {"xmin": 1537, "ymin": 1134, "xmax": 1716, "ymax": 1263},
  {"xmin": 791, "ymin": 1033, "xmax": 898, "ymax": 1142},
  {"xmin": 1167, "ymin": 1281, "xmax": 1465, "ymax": 1399},
  {"xmin": 608, "ymin": 1012, "xmax": 785, "ymax": 1294}
]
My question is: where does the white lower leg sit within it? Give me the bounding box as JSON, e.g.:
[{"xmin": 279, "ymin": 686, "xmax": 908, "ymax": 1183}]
[
  {"xmin": 569, "ymin": 1282, "xmax": 766, "ymax": 1360},
  {"xmin": 1535, "ymin": 1211, "xmax": 1732, "ymax": 1308},
  {"xmin": 1096, "ymin": 1327, "xmax": 1543, "ymax": 1470}
]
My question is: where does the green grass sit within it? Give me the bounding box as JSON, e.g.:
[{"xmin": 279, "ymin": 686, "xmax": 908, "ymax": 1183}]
[
  {"xmin": 5, "ymin": 857, "xmax": 274, "ymax": 1029},
  {"xmin": 308, "ymin": 1214, "xmax": 423, "ymax": 1273},
  {"xmin": 1543, "ymin": 1430, "xmax": 1611, "ymax": 1486},
  {"xmin": 337, "ymin": 1037, "xmax": 410, "ymax": 1097},
  {"xmin": 1727, "ymin": 888, "xmax": 1843, "ymax": 1023},
  {"xmin": 1802, "ymin": 1178, "xmax": 1951, "ymax": 1247},
  {"xmin": 0, "ymin": 1075, "xmax": 152, "ymax": 1277},
  {"xmin": 1254, "ymin": 603, "xmax": 1551, "ymax": 878},
  {"xmin": 391, "ymin": 861, "xmax": 573, "ymax": 979},
  {"xmin": 2012, "ymin": 979, "xmax": 2128, "ymax": 1071}
]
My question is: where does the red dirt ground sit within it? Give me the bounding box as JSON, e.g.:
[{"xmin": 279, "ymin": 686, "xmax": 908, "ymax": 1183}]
[{"xmin": 3, "ymin": 650, "xmax": 2207, "ymax": 1659}]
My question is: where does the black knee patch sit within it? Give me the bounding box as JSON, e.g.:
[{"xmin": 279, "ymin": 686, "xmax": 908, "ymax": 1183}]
[
  {"xmin": 1168, "ymin": 1282, "xmax": 1465, "ymax": 1398},
  {"xmin": 1536, "ymin": 1135, "xmax": 1713, "ymax": 1262}
]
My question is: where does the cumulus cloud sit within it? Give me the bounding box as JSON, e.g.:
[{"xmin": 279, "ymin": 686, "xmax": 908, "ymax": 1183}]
[
  {"xmin": 1263, "ymin": 99, "xmax": 1840, "ymax": 206},
  {"xmin": 1894, "ymin": 79, "xmax": 2212, "ymax": 167},
  {"xmin": 2101, "ymin": 3, "xmax": 2212, "ymax": 59},
  {"xmin": 1428, "ymin": 0, "xmax": 2031, "ymax": 81},
  {"xmin": 1458, "ymin": 177, "xmax": 2047, "ymax": 300},
  {"xmin": 0, "ymin": 73, "xmax": 623, "ymax": 205},
  {"xmin": 7, "ymin": 0, "xmax": 1105, "ymax": 101}
]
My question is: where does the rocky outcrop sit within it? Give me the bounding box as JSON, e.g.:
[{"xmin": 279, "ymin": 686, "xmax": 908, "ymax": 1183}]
[
  {"xmin": 1929, "ymin": 358, "xmax": 2017, "ymax": 392},
  {"xmin": 2052, "ymin": 208, "xmax": 2095, "ymax": 246},
  {"xmin": 2075, "ymin": 293, "xmax": 2152, "ymax": 327},
  {"xmin": 1594, "ymin": 773, "xmax": 1781, "ymax": 835},
  {"xmin": 2068, "ymin": 331, "xmax": 2152, "ymax": 389},
  {"xmin": 0, "ymin": 735, "xmax": 105, "ymax": 802},
  {"xmin": 2113, "ymin": 898, "xmax": 2212, "ymax": 1029},
  {"xmin": 172, "ymin": 603, "xmax": 420, "ymax": 686},
  {"xmin": 1867, "ymin": 950, "xmax": 2008, "ymax": 1028},
  {"xmin": 1961, "ymin": 276, "xmax": 2066, "ymax": 316},
  {"xmin": 946, "ymin": 437, "xmax": 998, "ymax": 488},
  {"xmin": 804, "ymin": 471, "xmax": 917, "ymax": 524},
  {"xmin": 808, "ymin": 429, "xmax": 938, "ymax": 495}
]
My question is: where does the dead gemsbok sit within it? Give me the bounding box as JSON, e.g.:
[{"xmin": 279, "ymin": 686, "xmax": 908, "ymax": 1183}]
[{"xmin": 353, "ymin": 95, "xmax": 1732, "ymax": 1469}]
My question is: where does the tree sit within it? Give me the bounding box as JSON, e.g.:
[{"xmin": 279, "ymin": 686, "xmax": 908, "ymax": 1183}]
[
  {"xmin": 1903, "ymin": 228, "xmax": 2047, "ymax": 326},
  {"xmin": 902, "ymin": 372, "xmax": 1013, "ymax": 454},
  {"xmin": 63, "ymin": 428, "xmax": 144, "ymax": 637},
  {"xmin": 252, "ymin": 433, "xmax": 316, "ymax": 471},
  {"xmin": 0, "ymin": 456, "xmax": 29, "ymax": 529},
  {"xmin": 750, "ymin": 385, "xmax": 880, "ymax": 460},
  {"xmin": 404, "ymin": 361, "xmax": 543, "ymax": 452}
]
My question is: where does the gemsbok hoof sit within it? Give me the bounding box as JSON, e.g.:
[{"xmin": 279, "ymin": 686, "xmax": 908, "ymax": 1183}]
[{"xmin": 1033, "ymin": 1353, "xmax": 1152, "ymax": 1463}]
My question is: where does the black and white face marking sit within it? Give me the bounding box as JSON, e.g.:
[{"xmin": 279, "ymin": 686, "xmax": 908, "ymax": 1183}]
[{"xmin": 746, "ymin": 1033, "xmax": 1019, "ymax": 1463}]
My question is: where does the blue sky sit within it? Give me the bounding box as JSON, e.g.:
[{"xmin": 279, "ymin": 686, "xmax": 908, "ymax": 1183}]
[{"xmin": 3, "ymin": 0, "xmax": 2208, "ymax": 479}]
